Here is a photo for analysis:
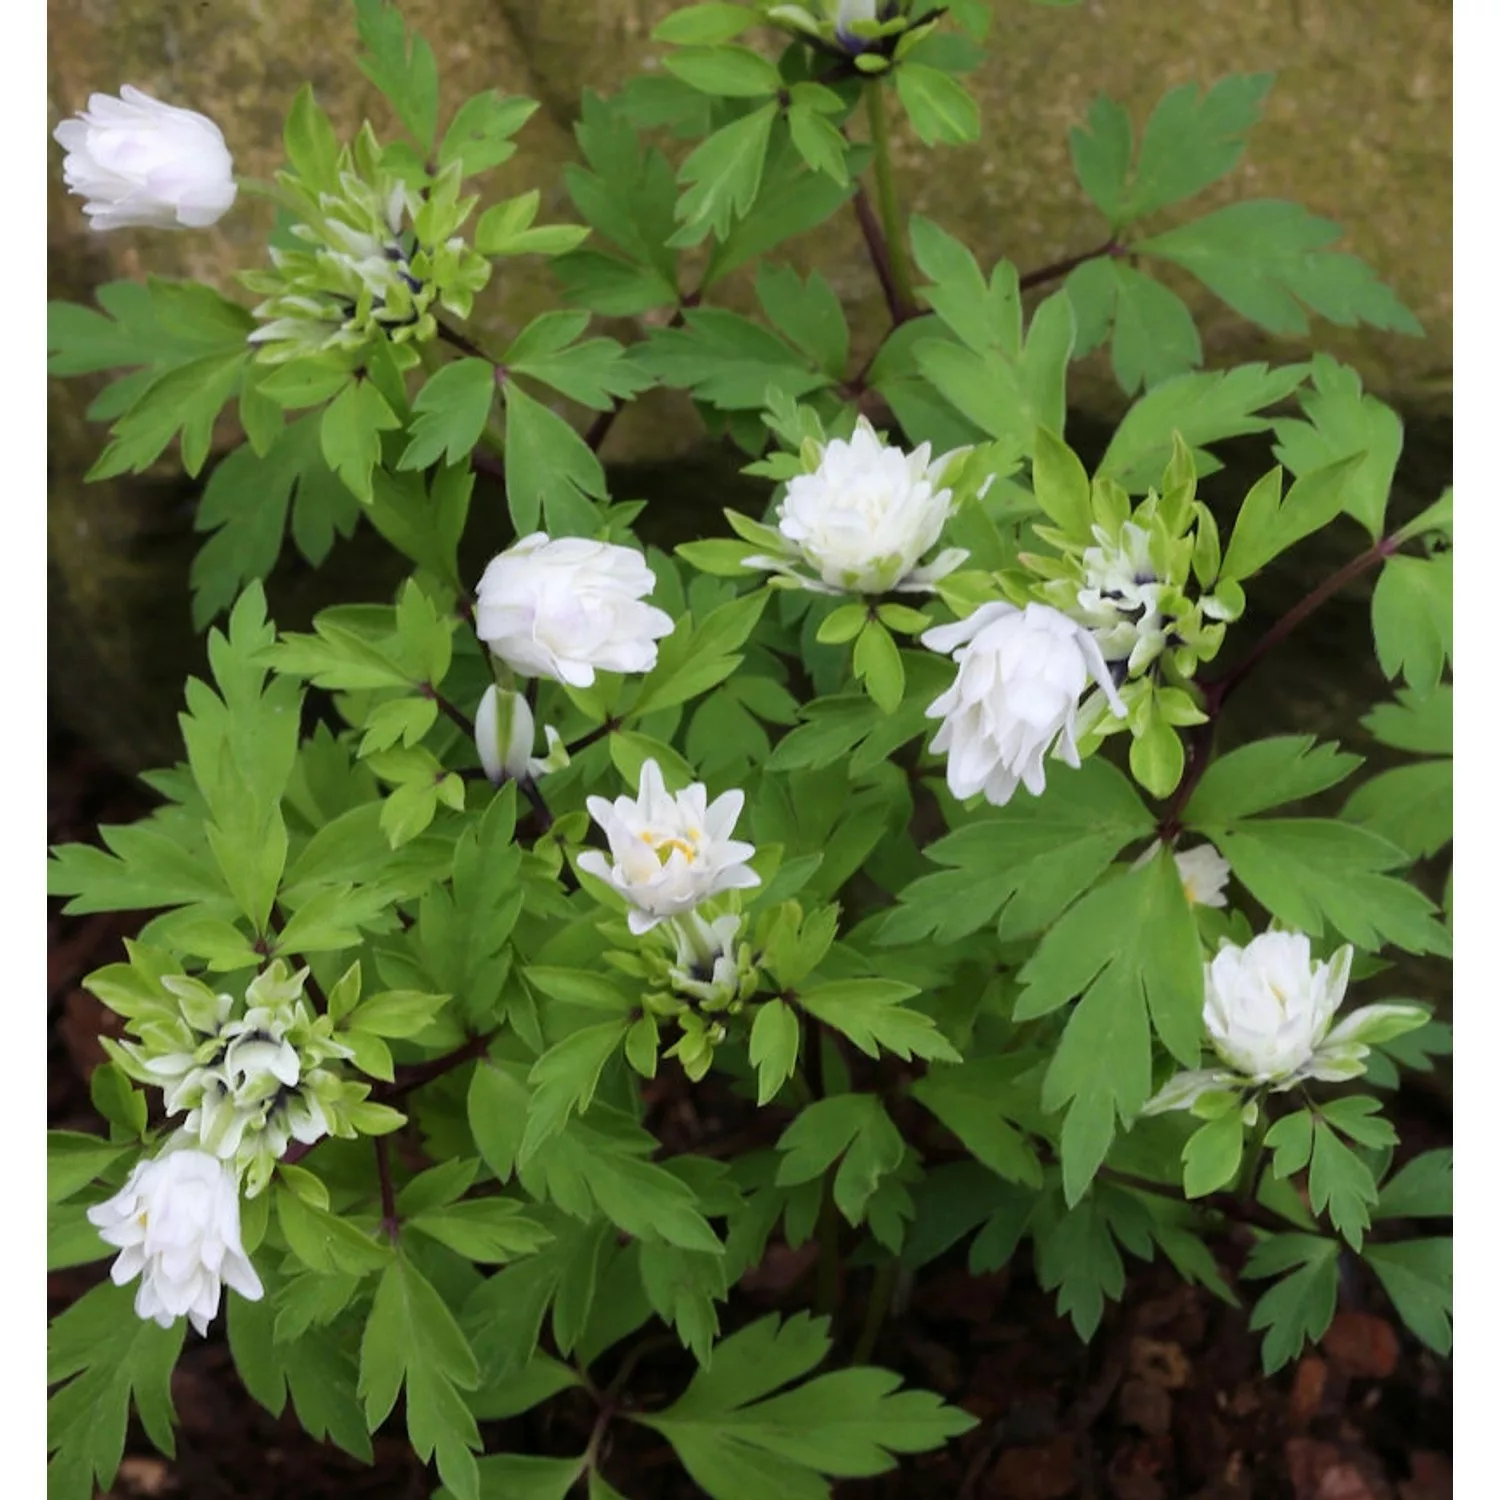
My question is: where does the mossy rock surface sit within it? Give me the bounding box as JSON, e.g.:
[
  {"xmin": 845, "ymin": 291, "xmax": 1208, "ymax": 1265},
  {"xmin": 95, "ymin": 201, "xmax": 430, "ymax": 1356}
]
[{"xmin": 47, "ymin": 0, "xmax": 1450, "ymax": 767}]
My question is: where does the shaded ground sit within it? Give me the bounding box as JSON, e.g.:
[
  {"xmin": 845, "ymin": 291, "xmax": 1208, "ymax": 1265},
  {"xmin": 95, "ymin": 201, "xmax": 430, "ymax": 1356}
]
[{"xmin": 47, "ymin": 727, "xmax": 1452, "ymax": 1500}]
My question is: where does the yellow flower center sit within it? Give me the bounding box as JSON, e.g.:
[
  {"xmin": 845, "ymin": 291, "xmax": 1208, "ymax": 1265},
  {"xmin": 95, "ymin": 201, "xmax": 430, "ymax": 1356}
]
[{"xmin": 640, "ymin": 828, "xmax": 701, "ymax": 865}]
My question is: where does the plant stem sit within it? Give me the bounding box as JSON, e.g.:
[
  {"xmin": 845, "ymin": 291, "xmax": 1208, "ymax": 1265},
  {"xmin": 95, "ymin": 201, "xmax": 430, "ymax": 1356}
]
[
  {"xmin": 814, "ymin": 1183, "xmax": 842, "ymax": 1318},
  {"xmin": 1205, "ymin": 535, "xmax": 1401, "ymax": 716},
  {"xmin": 375, "ymin": 1136, "xmax": 400, "ymax": 1242},
  {"xmin": 423, "ymin": 682, "xmax": 476, "ymax": 740},
  {"xmin": 863, "ymin": 83, "xmax": 915, "ymax": 320},
  {"xmin": 850, "ymin": 1256, "xmax": 899, "ymax": 1365},
  {"xmin": 1017, "ymin": 238, "xmax": 1122, "ymax": 293}
]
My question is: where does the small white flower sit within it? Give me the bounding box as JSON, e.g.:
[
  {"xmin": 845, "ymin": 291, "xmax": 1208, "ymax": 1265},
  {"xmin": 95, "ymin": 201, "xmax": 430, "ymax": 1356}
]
[
  {"xmin": 577, "ymin": 760, "xmax": 760, "ymax": 934},
  {"xmin": 475, "ymin": 533, "xmax": 675, "ymax": 688},
  {"xmin": 1073, "ymin": 522, "xmax": 1170, "ymax": 673},
  {"xmin": 1141, "ymin": 931, "xmax": 1430, "ymax": 1114},
  {"xmin": 1132, "ymin": 840, "xmax": 1231, "ymax": 908},
  {"xmin": 836, "ymin": 0, "xmax": 880, "ymax": 29},
  {"xmin": 921, "ymin": 600, "xmax": 1126, "ymax": 807},
  {"xmin": 87, "ymin": 1149, "xmax": 262, "ymax": 1335},
  {"xmin": 748, "ymin": 418, "xmax": 969, "ymax": 596},
  {"xmin": 53, "ymin": 86, "xmax": 237, "ymax": 232}
]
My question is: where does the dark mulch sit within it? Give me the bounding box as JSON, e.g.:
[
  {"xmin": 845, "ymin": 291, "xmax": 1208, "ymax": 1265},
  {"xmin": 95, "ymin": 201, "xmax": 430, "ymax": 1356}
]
[{"xmin": 47, "ymin": 728, "xmax": 1452, "ymax": 1500}]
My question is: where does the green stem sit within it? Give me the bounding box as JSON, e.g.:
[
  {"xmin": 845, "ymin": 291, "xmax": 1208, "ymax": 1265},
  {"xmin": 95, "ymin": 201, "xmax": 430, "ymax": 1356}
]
[
  {"xmin": 814, "ymin": 1182, "xmax": 841, "ymax": 1318},
  {"xmin": 864, "ymin": 83, "xmax": 915, "ymax": 317},
  {"xmin": 850, "ymin": 1256, "xmax": 898, "ymax": 1366},
  {"xmin": 1235, "ymin": 1110, "xmax": 1270, "ymax": 1206}
]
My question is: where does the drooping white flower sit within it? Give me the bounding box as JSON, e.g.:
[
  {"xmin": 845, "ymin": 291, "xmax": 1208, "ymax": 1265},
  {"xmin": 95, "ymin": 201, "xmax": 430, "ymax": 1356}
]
[
  {"xmin": 53, "ymin": 86, "xmax": 237, "ymax": 232},
  {"xmin": 746, "ymin": 418, "xmax": 969, "ymax": 596},
  {"xmin": 1072, "ymin": 521, "xmax": 1170, "ymax": 674},
  {"xmin": 577, "ymin": 760, "xmax": 760, "ymax": 934},
  {"xmin": 475, "ymin": 534, "xmax": 675, "ymax": 688},
  {"xmin": 1141, "ymin": 931, "xmax": 1430, "ymax": 1114},
  {"xmin": 87, "ymin": 1148, "xmax": 263, "ymax": 1334},
  {"xmin": 921, "ymin": 600, "xmax": 1126, "ymax": 807},
  {"xmin": 1132, "ymin": 840, "xmax": 1232, "ymax": 909}
]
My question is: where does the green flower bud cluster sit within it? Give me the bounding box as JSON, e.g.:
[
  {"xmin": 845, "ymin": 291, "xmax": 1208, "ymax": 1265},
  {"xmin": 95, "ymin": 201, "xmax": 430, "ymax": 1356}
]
[
  {"xmin": 106, "ymin": 960, "xmax": 374, "ymax": 1196},
  {"xmin": 612, "ymin": 912, "xmax": 761, "ymax": 1082},
  {"xmin": 241, "ymin": 123, "xmax": 490, "ymax": 366},
  {"xmin": 764, "ymin": 2, "xmax": 922, "ymax": 66},
  {"xmin": 1005, "ymin": 437, "xmax": 1246, "ymax": 793}
]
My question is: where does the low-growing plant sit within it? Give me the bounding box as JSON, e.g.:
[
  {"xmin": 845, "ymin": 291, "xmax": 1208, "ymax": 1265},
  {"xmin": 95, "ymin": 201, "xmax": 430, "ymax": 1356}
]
[{"xmin": 47, "ymin": 2, "xmax": 1452, "ymax": 1496}]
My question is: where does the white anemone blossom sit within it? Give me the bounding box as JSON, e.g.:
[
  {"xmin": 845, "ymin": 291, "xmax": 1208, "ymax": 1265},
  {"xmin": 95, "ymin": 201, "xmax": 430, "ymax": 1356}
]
[
  {"xmin": 87, "ymin": 1148, "xmax": 263, "ymax": 1334},
  {"xmin": 745, "ymin": 418, "xmax": 970, "ymax": 596},
  {"xmin": 1142, "ymin": 930, "xmax": 1429, "ymax": 1114},
  {"xmin": 53, "ymin": 86, "xmax": 237, "ymax": 231},
  {"xmin": 921, "ymin": 600, "xmax": 1126, "ymax": 807},
  {"xmin": 577, "ymin": 760, "xmax": 760, "ymax": 934},
  {"xmin": 475, "ymin": 534, "xmax": 675, "ymax": 688}
]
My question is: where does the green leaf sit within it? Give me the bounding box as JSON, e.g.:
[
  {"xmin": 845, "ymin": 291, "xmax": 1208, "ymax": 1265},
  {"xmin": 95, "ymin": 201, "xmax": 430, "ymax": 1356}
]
[
  {"xmin": 1271, "ymin": 355, "xmax": 1405, "ymax": 538},
  {"xmin": 880, "ymin": 759, "xmax": 1153, "ymax": 945},
  {"xmin": 320, "ymin": 376, "xmax": 401, "ymax": 503},
  {"xmin": 1373, "ymin": 1149, "xmax": 1451, "ymax": 1220},
  {"xmin": 438, "ymin": 91, "xmax": 540, "ymax": 177},
  {"xmin": 852, "ymin": 619, "xmax": 905, "ymax": 714},
  {"xmin": 1181, "ymin": 1111, "xmax": 1245, "ymax": 1198},
  {"xmin": 1371, "ymin": 553, "xmax": 1452, "ymax": 698},
  {"xmin": 1343, "ymin": 760, "xmax": 1451, "ymax": 861},
  {"xmin": 755, "ymin": 264, "xmax": 850, "ymax": 378},
  {"xmin": 671, "ymin": 102, "xmax": 779, "ymax": 246},
  {"xmin": 48, "ymin": 1133, "xmax": 128, "ymax": 1204},
  {"xmin": 1067, "ymin": 95, "xmax": 1132, "ymax": 224},
  {"xmin": 638, "ymin": 1312, "xmax": 976, "ymax": 1496},
  {"xmin": 276, "ymin": 1187, "xmax": 393, "ymax": 1276},
  {"xmin": 895, "ymin": 65, "xmax": 981, "ymax": 145},
  {"xmin": 798, "ymin": 979, "xmax": 960, "ymax": 1064},
  {"xmin": 1065, "ymin": 257, "xmax": 1203, "ymax": 395},
  {"xmin": 1030, "ymin": 425, "xmax": 1094, "ymax": 537},
  {"xmin": 410, "ymin": 1200, "xmax": 553, "ymax": 1263},
  {"xmin": 1307, "ymin": 1120, "xmax": 1378, "ymax": 1249},
  {"xmin": 1122, "ymin": 74, "xmax": 1273, "ymax": 221},
  {"xmin": 1362, "ymin": 685, "xmax": 1451, "ymax": 755},
  {"xmin": 1205, "ymin": 818, "xmax": 1449, "ymax": 956},
  {"xmin": 1016, "ymin": 853, "xmax": 1204, "ymax": 1203},
  {"xmin": 1364, "ymin": 1239, "xmax": 1451, "ymax": 1356},
  {"xmin": 665, "ymin": 44, "xmax": 783, "ymax": 97},
  {"xmin": 1097, "ymin": 364, "xmax": 1309, "ymax": 491},
  {"xmin": 502, "ymin": 383, "xmax": 607, "ymax": 535},
  {"xmin": 520, "ymin": 1018, "xmax": 632, "ymax": 1162},
  {"xmin": 436, "ymin": 1454, "xmax": 587, "ymax": 1500},
  {"xmin": 190, "ymin": 415, "xmax": 357, "ymax": 628},
  {"xmin": 910, "ymin": 1061, "xmax": 1044, "ymax": 1187},
  {"xmin": 359, "ymin": 1253, "xmax": 482, "ymax": 1499},
  {"xmin": 653, "ymin": 4, "xmax": 761, "ymax": 44},
  {"xmin": 1242, "ymin": 1234, "xmax": 1339, "ymax": 1373},
  {"xmin": 355, "ymin": 0, "xmax": 441, "ymax": 151},
  {"xmin": 1183, "ymin": 736, "xmax": 1361, "ymax": 823},
  {"xmin": 1031, "ymin": 1194, "xmax": 1127, "ymax": 1340},
  {"xmin": 399, "ymin": 359, "xmax": 496, "ymax": 470},
  {"xmin": 1139, "ymin": 201, "xmax": 1423, "ymax": 339},
  {"xmin": 787, "ymin": 100, "xmax": 850, "ymax": 184},
  {"xmin": 749, "ymin": 999, "xmax": 801, "ymax": 1105},
  {"xmin": 48, "ymin": 1280, "xmax": 187, "ymax": 1496},
  {"xmin": 775, "ymin": 1094, "xmax": 905, "ymax": 1228},
  {"xmin": 635, "ymin": 307, "xmax": 831, "ymax": 410}
]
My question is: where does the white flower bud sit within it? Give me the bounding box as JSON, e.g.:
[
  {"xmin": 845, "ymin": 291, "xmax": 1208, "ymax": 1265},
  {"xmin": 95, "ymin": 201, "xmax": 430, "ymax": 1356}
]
[
  {"xmin": 87, "ymin": 1148, "xmax": 262, "ymax": 1335},
  {"xmin": 475, "ymin": 533, "xmax": 675, "ymax": 688},
  {"xmin": 921, "ymin": 600, "xmax": 1126, "ymax": 808},
  {"xmin": 475, "ymin": 685, "xmax": 537, "ymax": 785},
  {"xmin": 577, "ymin": 760, "xmax": 760, "ymax": 934},
  {"xmin": 748, "ymin": 418, "xmax": 968, "ymax": 596},
  {"xmin": 53, "ymin": 86, "xmax": 237, "ymax": 232}
]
